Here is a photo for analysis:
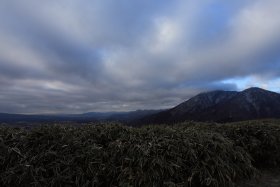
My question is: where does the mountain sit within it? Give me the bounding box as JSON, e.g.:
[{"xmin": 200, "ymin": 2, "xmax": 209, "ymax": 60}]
[
  {"xmin": 65, "ymin": 110, "xmax": 164, "ymax": 122},
  {"xmin": 107, "ymin": 110, "xmax": 165, "ymax": 122},
  {"xmin": 2, "ymin": 87, "xmax": 280, "ymax": 125},
  {"xmin": 142, "ymin": 87, "xmax": 280, "ymax": 123},
  {"xmin": 0, "ymin": 110, "xmax": 163, "ymax": 124}
]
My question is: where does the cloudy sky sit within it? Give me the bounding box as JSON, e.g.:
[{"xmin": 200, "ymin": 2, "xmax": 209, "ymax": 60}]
[{"xmin": 1, "ymin": 0, "xmax": 280, "ymax": 114}]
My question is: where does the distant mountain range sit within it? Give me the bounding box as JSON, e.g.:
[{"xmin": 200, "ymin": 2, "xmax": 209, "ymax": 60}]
[
  {"xmin": 1, "ymin": 87, "xmax": 280, "ymax": 125},
  {"xmin": 141, "ymin": 87, "xmax": 280, "ymax": 123},
  {"xmin": 0, "ymin": 110, "xmax": 163, "ymax": 124}
]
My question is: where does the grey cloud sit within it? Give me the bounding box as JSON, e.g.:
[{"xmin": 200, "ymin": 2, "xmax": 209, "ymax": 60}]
[{"xmin": 0, "ymin": 0, "xmax": 280, "ymax": 113}]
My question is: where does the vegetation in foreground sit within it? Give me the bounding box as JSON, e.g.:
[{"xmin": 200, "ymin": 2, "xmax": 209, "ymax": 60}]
[{"xmin": 1, "ymin": 120, "xmax": 280, "ymax": 186}]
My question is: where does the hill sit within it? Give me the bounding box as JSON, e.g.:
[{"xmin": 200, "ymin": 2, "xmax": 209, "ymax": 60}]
[{"xmin": 142, "ymin": 87, "xmax": 280, "ymax": 123}]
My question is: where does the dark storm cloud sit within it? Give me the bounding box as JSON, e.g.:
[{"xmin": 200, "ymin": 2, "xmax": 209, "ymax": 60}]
[{"xmin": 0, "ymin": 0, "xmax": 280, "ymax": 113}]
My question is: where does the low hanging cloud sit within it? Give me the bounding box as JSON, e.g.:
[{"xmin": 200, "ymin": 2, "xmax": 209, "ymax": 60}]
[{"xmin": 0, "ymin": 0, "xmax": 280, "ymax": 114}]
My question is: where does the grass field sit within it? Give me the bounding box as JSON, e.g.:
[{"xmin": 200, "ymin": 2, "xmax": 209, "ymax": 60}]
[{"xmin": 1, "ymin": 120, "xmax": 280, "ymax": 186}]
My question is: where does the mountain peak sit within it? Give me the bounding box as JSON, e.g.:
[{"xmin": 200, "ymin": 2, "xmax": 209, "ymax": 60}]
[
  {"xmin": 143, "ymin": 87, "xmax": 280, "ymax": 124},
  {"xmin": 243, "ymin": 87, "xmax": 266, "ymax": 93}
]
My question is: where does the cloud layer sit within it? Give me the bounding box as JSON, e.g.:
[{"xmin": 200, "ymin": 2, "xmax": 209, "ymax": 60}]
[{"xmin": 0, "ymin": 0, "xmax": 280, "ymax": 113}]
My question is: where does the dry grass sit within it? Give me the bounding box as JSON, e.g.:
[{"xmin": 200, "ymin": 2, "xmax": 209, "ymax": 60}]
[{"xmin": 1, "ymin": 120, "xmax": 279, "ymax": 186}]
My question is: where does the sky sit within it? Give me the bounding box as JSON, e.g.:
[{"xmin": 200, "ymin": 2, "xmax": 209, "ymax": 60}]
[{"xmin": 1, "ymin": 0, "xmax": 280, "ymax": 114}]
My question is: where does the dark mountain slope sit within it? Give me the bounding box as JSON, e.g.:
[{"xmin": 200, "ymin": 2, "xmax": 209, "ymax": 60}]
[
  {"xmin": 201, "ymin": 87, "xmax": 280, "ymax": 122},
  {"xmin": 142, "ymin": 87, "xmax": 280, "ymax": 123}
]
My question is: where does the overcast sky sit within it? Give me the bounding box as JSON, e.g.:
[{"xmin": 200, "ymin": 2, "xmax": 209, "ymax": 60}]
[{"xmin": 1, "ymin": 0, "xmax": 280, "ymax": 114}]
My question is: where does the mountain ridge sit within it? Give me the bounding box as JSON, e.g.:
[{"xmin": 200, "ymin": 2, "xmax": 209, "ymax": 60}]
[
  {"xmin": 141, "ymin": 87, "xmax": 280, "ymax": 123},
  {"xmin": 1, "ymin": 87, "xmax": 280, "ymax": 124},
  {"xmin": 0, "ymin": 109, "xmax": 163, "ymax": 124}
]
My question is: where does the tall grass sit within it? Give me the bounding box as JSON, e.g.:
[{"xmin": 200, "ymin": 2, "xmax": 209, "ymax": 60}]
[{"xmin": 1, "ymin": 120, "xmax": 279, "ymax": 186}]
